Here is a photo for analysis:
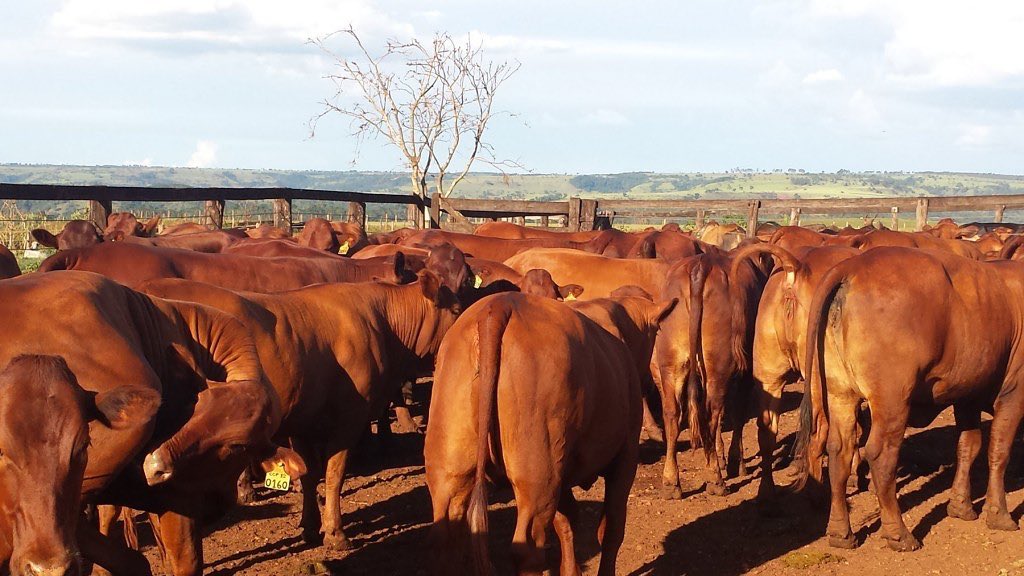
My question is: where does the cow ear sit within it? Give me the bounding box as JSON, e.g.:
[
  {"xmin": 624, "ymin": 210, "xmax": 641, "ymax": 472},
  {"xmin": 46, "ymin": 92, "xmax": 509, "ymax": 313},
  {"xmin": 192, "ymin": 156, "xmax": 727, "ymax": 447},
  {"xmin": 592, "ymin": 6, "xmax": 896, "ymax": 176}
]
[
  {"xmin": 652, "ymin": 298, "xmax": 679, "ymax": 326},
  {"xmin": 142, "ymin": 216, "xmax": 161, "ymax": 236},
  {"xmin": 558, "ymin": 284, "xmax": 584, "ymax": 300},
  {"xmin": 31, "ymin": 228, "xmax": 59, "ymax": 248},
  {"xmin": 259, "ymin": 446, "xmax": 307, "ymax": 478},
  {"xmin": 419, "ymin": 269, "xmax": 441, "ymax": 302},
  {"xmin": 393, "ymin": 252, "xmax": 406, "ymax": 278},
  {"xmin": 90, "ymin": 385, "xmax": 162, "ymax": 430}
]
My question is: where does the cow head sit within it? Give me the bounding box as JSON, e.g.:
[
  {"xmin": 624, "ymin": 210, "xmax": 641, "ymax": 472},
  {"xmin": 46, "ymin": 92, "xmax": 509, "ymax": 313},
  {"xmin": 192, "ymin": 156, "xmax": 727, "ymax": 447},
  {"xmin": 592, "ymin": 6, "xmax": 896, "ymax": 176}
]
[
  {"xmin": 142, "ymin": 378, "xmax": 304, "ymax": 490},
  {"xmin": 296, "ymin": 218, "xmax": 340, "ymax": 252},
  {"xmin": 517, "ymin": 269, "xmax": 583, "ymax": 301},
  {"xmin": 329, "ymin": 221, "xmax": 369, "ymax": 255},
  {"xmin": 0, "ymin": 355, "xmax": 158, "ymax": 576},
  {"xmin": 30, "ymin": 221, "xmax": 102, "ymax": 251},
  {"xmin": 104, "ymin": 213, "xmax": 160, "ymax": 241},
  {"xmin": 418, "ymin": 245, "xmax": 474, "ymax": 314}
]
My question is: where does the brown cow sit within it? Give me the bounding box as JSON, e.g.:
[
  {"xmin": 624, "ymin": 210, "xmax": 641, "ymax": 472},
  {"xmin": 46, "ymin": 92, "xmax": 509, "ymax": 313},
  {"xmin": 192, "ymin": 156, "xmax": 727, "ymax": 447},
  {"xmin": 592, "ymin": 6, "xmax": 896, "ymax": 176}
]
[
  {"xmin": 159, "ymin": 222, "xmax": 210, "ymax": 236},
  {"xmin": 797, "ymin": 247, "xmax": 1024, "ymax": 551},
  {"xmin": 0, "ymin": 244, "xmax": 19, "ymax": 279},
  {"xmin": 139, "ymin": 245, "xmax": 474, "ymax": 551},
  {"xmin": 732, "ymin": 244, "xmax": 859, "ymax": 504},
  {"xmin": 0, "ymin": 271, "xmax": 298, "ymax": 575},
  {"xmin": 627, "ymin": 228, "xmax": 706, "ymax": 260},
  {"xmin": 504, "ymin": 248, "xmax": 675, "ymax": 300},
  {"xmin": 769, "ymin": 226, "xmax": 860, "ymax": 252},
  {"xmin": 110, "ymin": 230, "xmax": 245, "ymax": 253},
  {"xmin": 31, "ymin": 220, "xmax": 103, "ymax": 251},
  {"xmin": 473, "ymin": 221, "xmax": 641, "ymax": 257},
  {"xmin": 104, "ymin": 213, "xmax": 161, "ymax": 240},
  {"xmin": 655, "ymin": 249, "xmax": 771, "ymax": 497},
  {"xmin": 398, "ymin": 229, "xmax": 613, "ymax": 261},
  {"xmin": 426, "ymin": 292, "xmax": 675, "ymax": 575},
  {"xmin": 0, "ymin": 355, "xmax": 139, "ymax": 576},
  {"xmin": 38, "ymin": 242, "xmax": 411, "ymax": 291},
  {"xmin": 295, "ymin": 218, "xmax": 369, "ymax": 255},
  {"xmin": 245, "ymin": 224, "xmax": 291, "ymax": 239}
]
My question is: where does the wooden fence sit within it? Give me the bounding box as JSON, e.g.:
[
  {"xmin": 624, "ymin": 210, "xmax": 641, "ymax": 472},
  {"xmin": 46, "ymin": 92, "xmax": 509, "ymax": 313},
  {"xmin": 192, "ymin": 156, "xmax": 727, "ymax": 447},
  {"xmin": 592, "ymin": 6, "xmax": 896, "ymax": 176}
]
[{"xmin": 2, "ymin": 183, "xmax": 1023, "ymax": 238}]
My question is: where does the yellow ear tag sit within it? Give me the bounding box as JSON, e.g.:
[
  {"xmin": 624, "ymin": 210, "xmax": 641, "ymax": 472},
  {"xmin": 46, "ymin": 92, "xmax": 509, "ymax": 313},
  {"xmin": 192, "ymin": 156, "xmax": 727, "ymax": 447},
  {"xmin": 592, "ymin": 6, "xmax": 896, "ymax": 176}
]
[
  {"xmin": 264, "ymin": 461, "xmax": 291, "ymax": 492},
  {"xmin": 339, "ymin": 241, "xmax": 350, "ymax": 255},
  {"xmin": 565, "ymin": 293, "xmax": 577, "ymax": 301},
  {"xmin": 474, "ymin": 275, "xmax": 483, "ymax": 288}
]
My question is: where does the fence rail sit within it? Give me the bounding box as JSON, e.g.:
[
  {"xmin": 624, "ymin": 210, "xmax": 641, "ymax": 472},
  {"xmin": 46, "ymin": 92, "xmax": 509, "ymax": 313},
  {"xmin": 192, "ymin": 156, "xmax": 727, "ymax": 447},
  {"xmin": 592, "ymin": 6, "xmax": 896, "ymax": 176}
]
[{"xmin": 2, "ymin": 183, "xmax": 1021, "ymax": 238}]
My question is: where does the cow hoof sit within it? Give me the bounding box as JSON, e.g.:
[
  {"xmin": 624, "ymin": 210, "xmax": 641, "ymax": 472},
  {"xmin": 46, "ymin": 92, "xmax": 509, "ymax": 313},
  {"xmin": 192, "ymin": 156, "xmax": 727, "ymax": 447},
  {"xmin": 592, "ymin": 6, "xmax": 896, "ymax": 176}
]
[
  {"xmin": 645, "ymin": 427, "xmax": 664, "ymax": 443},
  {"xmin": 986, "ymin": 510, "xmax": 1019, "ymax": 531},
  {"xmin": 828, "ymin": 533, "xmax": 857, "ymax": 549},
  {"xmin": 662, "ymin": 484, "xmax": 683, "ymax": 500},
  {"xmin": 885, "ymin": 533, "xmax": 921, "ymax": 552},
  {"xmin": 705, "ymin": 481, "xmax": 729, "ymax": 496},
  {"xmin": 237, "ymin": 486, "xmax": 257, "ymax": 505},
  {"xmin": 324, "ymin": 531, "xmax": 352, "ymax": 551},
  {"xmin": 301, "ymin": 528, "xmax": 322, "ymax": 546},
  {"xmin": 946, "ymin": 499, "xmax": 978, "ymax": 521}
]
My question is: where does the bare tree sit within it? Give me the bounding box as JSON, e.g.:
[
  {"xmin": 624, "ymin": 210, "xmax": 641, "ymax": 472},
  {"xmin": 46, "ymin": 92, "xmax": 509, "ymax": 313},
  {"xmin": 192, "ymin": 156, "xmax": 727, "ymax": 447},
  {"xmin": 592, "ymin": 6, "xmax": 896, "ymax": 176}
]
[{"xmin": 310, "ymin": 28, "xmax": 521, "ymax": 226}]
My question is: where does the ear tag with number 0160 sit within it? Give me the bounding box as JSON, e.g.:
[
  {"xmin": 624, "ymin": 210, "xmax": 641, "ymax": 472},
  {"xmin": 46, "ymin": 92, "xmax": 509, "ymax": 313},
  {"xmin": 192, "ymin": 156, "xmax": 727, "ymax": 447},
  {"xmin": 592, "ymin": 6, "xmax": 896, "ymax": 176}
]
[{"xmin": 264, "ymin": 461, "xmax": 291, "ymax": 492}]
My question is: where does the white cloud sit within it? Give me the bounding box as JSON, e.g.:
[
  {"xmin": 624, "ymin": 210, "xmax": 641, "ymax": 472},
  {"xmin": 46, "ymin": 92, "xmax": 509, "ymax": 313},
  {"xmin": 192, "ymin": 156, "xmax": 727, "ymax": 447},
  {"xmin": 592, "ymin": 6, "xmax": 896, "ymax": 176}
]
[
  {"xmin": 50, "ymin": 0, "xmax": 414, "ymax": 52},
  {"xmin": 468, "ymin": 30, "xmax": 743, "ymax": 62},
  {"xmin": 186, "ymin": 140, "xmax": 218, "ymax": 168},
  {"xmin": 802, "ymin": 68, "xmax": 844, "ymax": 84},
  {"xmin": 580, "ymin": 109, "xmax": 631, "ymax": 127},
  {"xmin": 957, "ymin": 124, "xmax": 992, "ymax": 148},
  {"xmin": 847, "ymin": 89, "xmax": 882, "ymax": 129}
]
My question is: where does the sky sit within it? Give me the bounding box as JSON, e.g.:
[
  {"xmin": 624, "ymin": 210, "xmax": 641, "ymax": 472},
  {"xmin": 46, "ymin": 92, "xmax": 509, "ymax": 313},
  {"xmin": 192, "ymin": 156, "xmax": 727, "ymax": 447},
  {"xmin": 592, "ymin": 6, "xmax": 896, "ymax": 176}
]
[{"xmin": 2, "ymin": 1, "xmax": 1023, "ymax": 175}]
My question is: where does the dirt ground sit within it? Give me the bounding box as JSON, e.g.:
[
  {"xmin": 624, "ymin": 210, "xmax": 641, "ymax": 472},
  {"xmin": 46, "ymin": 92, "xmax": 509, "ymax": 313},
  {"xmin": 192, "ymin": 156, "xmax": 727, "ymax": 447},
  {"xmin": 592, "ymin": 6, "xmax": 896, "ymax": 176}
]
[{"xmin": 127, "ymin": 387, "xmax": 1024, "ymax": 575}]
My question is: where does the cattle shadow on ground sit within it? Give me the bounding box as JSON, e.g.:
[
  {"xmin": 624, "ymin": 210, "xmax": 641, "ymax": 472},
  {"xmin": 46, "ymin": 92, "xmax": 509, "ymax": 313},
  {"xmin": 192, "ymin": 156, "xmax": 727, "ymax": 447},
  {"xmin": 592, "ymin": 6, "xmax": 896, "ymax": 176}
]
[
  {"xmin": 207, "ymin": 501, "xmax": 294, "ymax": 535},
  {"xmin": 625, "ymin": 492, "xmax": 827, "ymax": 576},
  {"xmin": 205, "ymin": 535, "xmax": 307, "ymax": 575}
]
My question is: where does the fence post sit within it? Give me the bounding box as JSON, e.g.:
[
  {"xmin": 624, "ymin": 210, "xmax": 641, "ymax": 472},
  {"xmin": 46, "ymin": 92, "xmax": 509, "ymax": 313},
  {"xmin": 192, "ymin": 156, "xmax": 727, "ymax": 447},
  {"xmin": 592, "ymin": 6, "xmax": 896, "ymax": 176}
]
[
  {"xmin": 695, "ymin": 209, "xmax": 706, "ymax": 229},
  {"xmin": 915, "ymin": 198, "xmax": 929, "ymax": 231},
  {"xmin": 746, "ymin": 200, "xmax": 761, "ymax": 238},
  {"xmin": 580, "ymin": 199, "xmax": 598, "ymax": 231},
  {"xmin": 890, "ymin": 206, "xmax": 899, "ymax": 230},
  {"xmin": 540, "ymin": 215, "xmax": 549, "ymax": 228},
  {"xmin": 347, "ymin": 201, "xmax": 366, "ymax": 230},
  {"xmin": 568, "ymin": 197, "xmax": 582, "ymax": 232},
  {"xmin": 995, "ymin": 204, "xmax": 1006, "ymax": 223},
  {"xmin": 89, "ymin": 199, "xmax": 111, "ymax": 232},
  {"xmin": 789, "ymin": 207, "xmax": 801, "ymax": 227},
  {"xmin": 205, "ymin": 200, "xmax": 225, "ymax": 229},
  {"xmin": 429, "ymin": 193, "xmax": 441, "ymax": 229},
  {"xmin": 513, "ymin": 216, "xmax": 526, "ymax": 226},
  {"xmin": 273, "ymin": 198, "xmax": 292, "ymax": 233}
]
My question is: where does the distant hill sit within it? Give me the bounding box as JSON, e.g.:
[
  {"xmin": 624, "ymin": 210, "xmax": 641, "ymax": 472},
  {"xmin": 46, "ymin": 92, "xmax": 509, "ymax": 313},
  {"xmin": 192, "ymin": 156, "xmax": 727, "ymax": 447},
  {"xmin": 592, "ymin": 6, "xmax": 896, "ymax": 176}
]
[{"xmin": 2, "ymin": 164, "xmax": 1023, "ymax": 219}]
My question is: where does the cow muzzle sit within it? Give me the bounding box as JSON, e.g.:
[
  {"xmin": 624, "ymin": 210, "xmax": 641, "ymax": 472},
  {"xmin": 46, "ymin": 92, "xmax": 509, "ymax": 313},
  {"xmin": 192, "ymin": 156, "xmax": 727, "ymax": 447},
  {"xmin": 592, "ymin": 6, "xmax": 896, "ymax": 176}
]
[{"xmin": 143, "ymin": 449, "xmax": 174, "ymax": 486}]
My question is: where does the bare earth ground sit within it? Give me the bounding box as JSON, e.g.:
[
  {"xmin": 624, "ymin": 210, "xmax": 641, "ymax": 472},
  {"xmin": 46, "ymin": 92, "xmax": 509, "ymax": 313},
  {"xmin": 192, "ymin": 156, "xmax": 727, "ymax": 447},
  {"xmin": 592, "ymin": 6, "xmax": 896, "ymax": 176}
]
[{"xmin": 126, "ymin": 387, "xmax": 1024, "ymax": 576}]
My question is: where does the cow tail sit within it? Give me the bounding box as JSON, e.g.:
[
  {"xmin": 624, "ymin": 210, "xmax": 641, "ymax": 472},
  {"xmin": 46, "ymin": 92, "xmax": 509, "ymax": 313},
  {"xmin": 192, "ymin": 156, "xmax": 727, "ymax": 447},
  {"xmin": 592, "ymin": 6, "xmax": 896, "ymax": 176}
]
[
  {"xmin": 687, "ymin": 257, "xmax": 713, "ymax": 459},
  {"xmin": 792, "ymin": 264, "xmax": 845, "ymax": 492},
  {"xmin": 467, "ymin": 304, "xmax": 511, "ymax": 576},
  {"xmin": 728, "ymin": 244, "xmax": 801, "ymax": 375}
]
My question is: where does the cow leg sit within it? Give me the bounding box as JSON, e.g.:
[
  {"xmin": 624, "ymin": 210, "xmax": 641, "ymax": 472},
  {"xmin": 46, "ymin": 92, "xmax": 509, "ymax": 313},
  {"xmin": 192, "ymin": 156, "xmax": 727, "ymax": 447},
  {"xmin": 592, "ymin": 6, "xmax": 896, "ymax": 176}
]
[
  {"xmin": 657, "ymin": 361, "xmax": 684, "ymax": 498},
  {"xmin": 392, "ymin": 380, "xmax": 420, "ymax": 433},
  {"xmin": 755, "ymin": 375, "xmax": 788, "ymax": 505},
  {"xmin": 237, "ymin": 466, "xmax": 257, "ymax": 505},
  {"xmin": 863, "ymin": 402, "xmax": 919, "ymax": 552},
  {"xmin": 322, "ymin": 446, "xmax": 353, "ymax": 551},
  {"xmin": 983, "ymin": 395, "xmax": 1024, "ymax": 531},
  {"xmin": 947, "ymin": 403, "xmax": 981, "ymax": 521},
  {"xmin": 292, "ymin": 437, "xmax": 325, "ymax": 545},
  {"xmin": 427, "ymin": 476, "xmax": 474, "ymax": 576},
  {"xmin": 824, "ymin": 396, "xmax": 859, "ymax": 549},
  {"xmin": 510, "ymin": 499, "xmax": 555, "ymax": 576},
  {"xmin": 727, "ymin": 376, "xmax": 754, "ymax": 478},
  {"xmin": 642, "ymin": 395, "xmax": 664, "ymax": 443},
  {"xmin": 596, "ymin": 450, "xmax": 638, "ymax": 576},
  {"xmin": 705, "ymin": 385, "xmax": 728, "ymax": 496},
  {"xmin": 77, "ymin": 514, "xmax": 153, "ymax": 576},
  {"xmin": 153, "ymin": 511, "xmax": 203, "ymax": 576},
  {"xmin": 552, "ymin": 491, "xmax": 582, "ymax": 576}
]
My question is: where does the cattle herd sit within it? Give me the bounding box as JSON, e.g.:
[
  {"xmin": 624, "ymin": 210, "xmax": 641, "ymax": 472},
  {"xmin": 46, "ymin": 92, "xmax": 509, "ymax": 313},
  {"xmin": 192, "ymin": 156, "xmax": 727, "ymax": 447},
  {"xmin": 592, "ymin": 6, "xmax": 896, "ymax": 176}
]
[{"xmin": 0, "ymin": 211, "xmax": 1023, "ymax": 575}]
